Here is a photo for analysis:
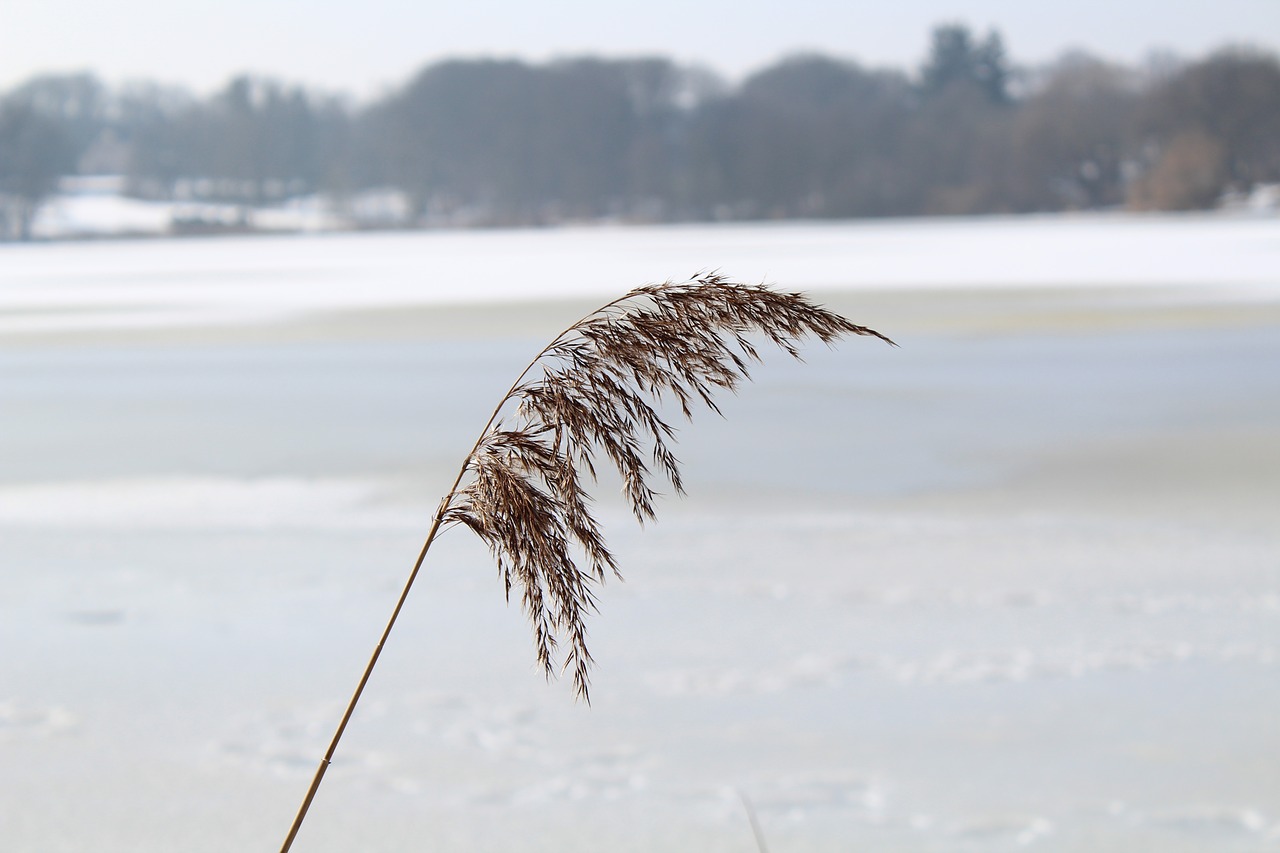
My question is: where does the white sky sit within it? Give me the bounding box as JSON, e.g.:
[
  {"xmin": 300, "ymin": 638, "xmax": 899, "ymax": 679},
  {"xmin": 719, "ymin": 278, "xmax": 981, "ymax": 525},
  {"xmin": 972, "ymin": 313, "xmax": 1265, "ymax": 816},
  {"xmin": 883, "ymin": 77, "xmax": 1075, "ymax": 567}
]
[{"xmin": 3, "ymin": 0, "xmax": 1278, "ymax": 97}]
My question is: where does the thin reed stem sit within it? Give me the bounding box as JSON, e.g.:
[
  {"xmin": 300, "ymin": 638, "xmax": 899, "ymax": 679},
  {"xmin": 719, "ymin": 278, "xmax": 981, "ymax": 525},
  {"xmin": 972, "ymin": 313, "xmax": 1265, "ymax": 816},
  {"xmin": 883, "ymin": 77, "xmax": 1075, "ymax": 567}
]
[
  {"xmin": 739, "ymin": 790, "xmax": 771, "ymax": 853},
  {"xmin": 279, "ymin": 294, "xmax": 641, "ymax": 852},
  {"xmin": 278, "ymin": 517, "xmax": 441, "ymax": 852}
]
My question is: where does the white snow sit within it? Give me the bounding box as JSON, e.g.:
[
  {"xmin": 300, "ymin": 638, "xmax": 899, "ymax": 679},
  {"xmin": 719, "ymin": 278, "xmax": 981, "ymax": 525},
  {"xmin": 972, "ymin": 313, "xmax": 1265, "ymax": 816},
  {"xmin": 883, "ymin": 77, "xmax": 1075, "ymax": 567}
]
[
  {"xmin": 2, "ymin": 213, "xmax": 1278, "ymax": 336},
  {"xmin": 0, "ymin": 476, "xmax": 415, "ymax": 530}
]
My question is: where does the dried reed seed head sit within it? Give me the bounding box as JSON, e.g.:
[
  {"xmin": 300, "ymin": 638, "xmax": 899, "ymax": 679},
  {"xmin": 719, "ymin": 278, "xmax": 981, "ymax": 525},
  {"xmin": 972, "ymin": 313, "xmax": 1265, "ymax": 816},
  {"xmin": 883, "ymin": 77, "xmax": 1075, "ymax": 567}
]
[{"xmin": 441, "ymin": 274, "xmax": 894, "ymax": 700}]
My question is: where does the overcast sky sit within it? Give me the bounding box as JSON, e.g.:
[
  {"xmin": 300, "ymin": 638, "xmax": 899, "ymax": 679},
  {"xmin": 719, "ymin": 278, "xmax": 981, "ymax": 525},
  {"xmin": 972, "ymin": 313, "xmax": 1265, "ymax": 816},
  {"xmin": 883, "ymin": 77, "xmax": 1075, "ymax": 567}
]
[{"xmin": 4, "ymin": 0, "xmax": 1278, "ymax": 96}]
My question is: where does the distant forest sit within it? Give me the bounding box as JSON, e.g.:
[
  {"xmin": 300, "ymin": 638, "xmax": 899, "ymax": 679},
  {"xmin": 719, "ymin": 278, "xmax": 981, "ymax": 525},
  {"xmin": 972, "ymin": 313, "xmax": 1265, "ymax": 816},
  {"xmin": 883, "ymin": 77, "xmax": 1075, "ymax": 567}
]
[{"xmin": 2, "ymin": 24, "xmax": 1279, "ymax": 239}]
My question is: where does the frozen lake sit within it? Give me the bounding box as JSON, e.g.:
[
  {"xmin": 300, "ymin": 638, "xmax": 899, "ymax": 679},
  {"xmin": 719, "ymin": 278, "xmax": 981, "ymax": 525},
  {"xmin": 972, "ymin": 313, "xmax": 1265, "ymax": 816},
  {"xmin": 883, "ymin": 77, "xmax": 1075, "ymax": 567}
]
[
  {"xmin": 2, "ymin": 212, "xmax": 1278, "ymax": 336},
  {"xmin": 2, "ymin": 214, "xmax": 1279, "ymax": 852}
]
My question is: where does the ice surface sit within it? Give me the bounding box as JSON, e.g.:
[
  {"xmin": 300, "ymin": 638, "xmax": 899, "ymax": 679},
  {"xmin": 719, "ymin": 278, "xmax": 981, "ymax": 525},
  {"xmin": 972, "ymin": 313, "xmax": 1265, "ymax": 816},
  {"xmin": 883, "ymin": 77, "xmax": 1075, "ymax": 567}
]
[
  {"xmin": 2, "ymin": 213, "xmax": 1278, "ymax": 337},
  {"xmin": 1, "ymin": 215, "xmax": 1278, "ymax": 852}
]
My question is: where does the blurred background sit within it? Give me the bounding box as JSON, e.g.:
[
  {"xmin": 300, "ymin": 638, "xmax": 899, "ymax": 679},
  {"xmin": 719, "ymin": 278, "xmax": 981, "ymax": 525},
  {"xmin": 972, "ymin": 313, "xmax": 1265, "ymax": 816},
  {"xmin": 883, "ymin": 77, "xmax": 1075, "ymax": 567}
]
[
  {"xmin": 1, "ymin": 3, "xmax": 1279, "ymax": 853},
  {"xmin": 2, "ymin": 4, "xmax": 1279, "ymax": 239}
]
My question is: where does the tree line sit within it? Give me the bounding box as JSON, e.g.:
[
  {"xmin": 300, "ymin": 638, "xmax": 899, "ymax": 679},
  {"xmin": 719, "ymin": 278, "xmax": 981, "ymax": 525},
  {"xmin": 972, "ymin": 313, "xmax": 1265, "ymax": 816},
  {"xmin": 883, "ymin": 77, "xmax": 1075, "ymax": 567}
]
[{"xmin": 2, "ymin": 25, "xmax": 1278, "ymax": 239}]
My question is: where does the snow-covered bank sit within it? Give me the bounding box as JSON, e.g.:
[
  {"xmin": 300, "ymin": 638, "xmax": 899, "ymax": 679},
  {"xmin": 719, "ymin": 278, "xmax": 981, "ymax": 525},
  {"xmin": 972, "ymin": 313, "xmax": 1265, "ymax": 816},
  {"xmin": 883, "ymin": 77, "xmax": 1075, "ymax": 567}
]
[
  {"xmin": 26, "ymin": 180, "xmax": 345, "ymax": 241},
  {"xmin": 2, "ymin": 213, "xmax": 1278, "ymax": 338}
]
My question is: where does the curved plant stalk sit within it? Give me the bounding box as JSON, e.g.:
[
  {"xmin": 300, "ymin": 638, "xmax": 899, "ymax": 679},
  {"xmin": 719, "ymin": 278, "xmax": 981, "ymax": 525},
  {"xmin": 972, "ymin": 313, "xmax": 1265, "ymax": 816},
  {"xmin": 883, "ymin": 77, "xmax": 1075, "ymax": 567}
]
[
  {"xmin": 739, "ymin": 790, "xmax": 772, "ymax": 853},
  {"xmin": 278, "ymin": 274, "xmax": 893, "ymax": 851}
]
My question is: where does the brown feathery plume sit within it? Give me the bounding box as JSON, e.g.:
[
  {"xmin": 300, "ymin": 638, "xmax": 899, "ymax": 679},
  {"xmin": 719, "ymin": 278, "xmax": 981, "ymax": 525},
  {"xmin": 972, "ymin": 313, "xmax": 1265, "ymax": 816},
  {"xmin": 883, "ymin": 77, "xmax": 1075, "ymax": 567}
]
[
  {"xmin": 278, "ymin": 274, "xmax": 893, "ymax": 852},
  {"xmin": 442, "ymin": 274, "xmax": 893, "ymax": 698}
]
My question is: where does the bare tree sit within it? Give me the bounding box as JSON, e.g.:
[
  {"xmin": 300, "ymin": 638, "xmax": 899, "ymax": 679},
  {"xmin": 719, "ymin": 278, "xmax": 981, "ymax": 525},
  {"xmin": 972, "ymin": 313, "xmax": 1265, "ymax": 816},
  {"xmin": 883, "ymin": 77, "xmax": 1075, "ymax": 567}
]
[{"xmin": 0, "ymin": 101, "xmax": 76, "ymax": 239}]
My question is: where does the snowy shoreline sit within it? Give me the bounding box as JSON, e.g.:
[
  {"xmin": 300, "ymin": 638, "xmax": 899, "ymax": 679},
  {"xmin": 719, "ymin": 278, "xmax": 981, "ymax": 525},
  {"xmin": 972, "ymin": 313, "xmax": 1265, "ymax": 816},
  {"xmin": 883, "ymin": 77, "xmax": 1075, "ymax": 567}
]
[{"xmin": 2, "ymin": 213, "xmax": 1279, "ymax": 339}]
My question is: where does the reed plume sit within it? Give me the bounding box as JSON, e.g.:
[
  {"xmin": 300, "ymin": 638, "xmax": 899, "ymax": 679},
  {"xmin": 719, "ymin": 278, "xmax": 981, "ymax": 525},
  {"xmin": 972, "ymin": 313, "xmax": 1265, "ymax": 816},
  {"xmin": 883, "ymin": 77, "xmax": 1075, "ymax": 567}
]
[{"xmin": 279, "ymin": 274, "xmax": 893, "ymax": 851}]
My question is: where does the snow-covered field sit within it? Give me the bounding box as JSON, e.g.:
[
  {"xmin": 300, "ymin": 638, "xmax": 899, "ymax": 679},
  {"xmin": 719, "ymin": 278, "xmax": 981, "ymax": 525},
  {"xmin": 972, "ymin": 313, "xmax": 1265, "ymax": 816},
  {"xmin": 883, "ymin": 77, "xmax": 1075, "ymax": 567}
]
[
  {"xmin": 2, "ymin": 214, "xmax": 1279, "ymax": 851},
  {"xmin": 3, "ymin": 212, "xmax": 1279, "ymax": 336}
]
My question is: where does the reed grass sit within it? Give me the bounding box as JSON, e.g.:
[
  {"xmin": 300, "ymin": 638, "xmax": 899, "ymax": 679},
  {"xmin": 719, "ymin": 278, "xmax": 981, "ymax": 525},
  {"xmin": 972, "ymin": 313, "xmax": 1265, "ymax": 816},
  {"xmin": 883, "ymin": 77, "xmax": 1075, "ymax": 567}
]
[{"xmin": 278, "ymin": 274, "xmax": 893, "ymax": 851}]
